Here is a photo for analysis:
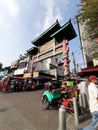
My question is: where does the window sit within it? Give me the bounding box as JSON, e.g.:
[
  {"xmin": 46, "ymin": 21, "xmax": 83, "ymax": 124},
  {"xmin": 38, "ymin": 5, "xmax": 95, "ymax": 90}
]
[{"xmin": 18, "ymin": 62, "xmax": 27, "ymax": 69}]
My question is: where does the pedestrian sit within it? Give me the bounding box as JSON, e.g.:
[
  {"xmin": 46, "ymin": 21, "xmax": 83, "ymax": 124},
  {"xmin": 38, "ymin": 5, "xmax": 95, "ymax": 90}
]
[
  {"xmin": 77, "ymin": 78, "xmax": 89, "ymax": 106},
  {"xmin": 61, "ymin": 81, "xmax": 67, "ymax": 91},
  {"xmin": 0, "ymin": 80, "xmax": 3, "ymax": 91},
  {"xmin": 79, "ymin": 75, "xmax": 98, "ymax": 130},
  {"xmin": 27, "ymin": 78, "xmax": 32, "ymax": 91},
  {"xmin": 2, "ymin": 79, "xmax": 7, "ymax": 92}
]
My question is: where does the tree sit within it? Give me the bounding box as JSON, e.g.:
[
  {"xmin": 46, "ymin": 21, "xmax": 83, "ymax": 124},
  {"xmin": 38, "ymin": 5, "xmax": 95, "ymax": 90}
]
[
  {"xmin": 78, "ymin": 0, "xmax": 98, "ymax": 57},
  {"xmin": 78, "ymin": 0, "xmax": 98, "ymax": 39}
]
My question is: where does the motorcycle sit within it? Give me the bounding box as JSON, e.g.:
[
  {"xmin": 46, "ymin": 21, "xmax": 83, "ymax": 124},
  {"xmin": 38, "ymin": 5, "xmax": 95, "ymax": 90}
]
[
  {"xmin": 42, "ymin": 80, "xmax": 61, "ymax": 109},
  {"xmin": 42, "ymin": 88, "xmax": 61, "ymax": 109},
  {"xmin": 42, "ymin": 80, "xmax": 79, "ymax": 116},
  {"xmin": 61, "ymin": 90, "xmax": 74, "ymax": 115}
]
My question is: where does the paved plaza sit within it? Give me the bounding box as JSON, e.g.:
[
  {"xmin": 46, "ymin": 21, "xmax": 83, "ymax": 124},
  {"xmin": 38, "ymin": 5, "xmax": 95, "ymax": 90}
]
[{"xmin": 0, "ymin": 91, "xmax": 91, "ymax": 130}]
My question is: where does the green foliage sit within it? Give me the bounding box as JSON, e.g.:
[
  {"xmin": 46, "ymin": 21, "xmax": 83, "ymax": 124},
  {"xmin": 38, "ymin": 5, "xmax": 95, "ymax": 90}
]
[{"xmin": 78, "ymin": 0, "xmax": 98, "ymax": 40}]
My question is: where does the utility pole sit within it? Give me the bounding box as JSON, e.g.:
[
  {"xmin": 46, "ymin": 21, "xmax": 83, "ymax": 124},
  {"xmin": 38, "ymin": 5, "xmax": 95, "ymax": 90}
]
[
  {"xmin": 76, "ymin": 17, "xmax": 87, "ymax": 68},
  {"xmin": 77, "ymin": 63, "xmax": 79, "ymax": 72},
  {"xmin": 72, "ymin": 52, "xmax": 77, "ymax": 75}
]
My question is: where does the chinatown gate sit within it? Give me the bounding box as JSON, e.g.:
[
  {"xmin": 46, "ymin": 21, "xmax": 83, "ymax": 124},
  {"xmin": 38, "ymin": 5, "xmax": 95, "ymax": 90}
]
[{"xmin": 27, "ymin": 19, "xmax": 77, "ymax": 80}]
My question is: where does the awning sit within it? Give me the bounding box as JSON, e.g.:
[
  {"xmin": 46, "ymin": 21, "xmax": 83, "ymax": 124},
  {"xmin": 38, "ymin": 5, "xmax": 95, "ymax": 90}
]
[
  {"xmin": 33, "ymin": 77, "xmax": 48, "ymax": 80},
  {"xmin": 13, "ymin": 76, "xmax": 26, "ymax": 80},
  {"xmin": 78, "ymin": 66, "xmax": 98, "ymax": 76},
  {"xmin": 81, "ymin": 67, "xmax": 98, "ymax": 73},
  {"xmin": 0, "ymin": 73, "xmax": 6, "ymax": 78}
]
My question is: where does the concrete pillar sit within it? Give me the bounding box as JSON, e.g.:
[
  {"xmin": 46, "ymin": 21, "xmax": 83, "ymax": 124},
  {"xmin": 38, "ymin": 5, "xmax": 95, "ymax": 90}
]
[
  {"xmin": 73, "ymin": 97, "xmax": 79, "ymax": 125},
  {"xmin": 58, "ymin": 105, "xmax": 66, "ymax": 130}
]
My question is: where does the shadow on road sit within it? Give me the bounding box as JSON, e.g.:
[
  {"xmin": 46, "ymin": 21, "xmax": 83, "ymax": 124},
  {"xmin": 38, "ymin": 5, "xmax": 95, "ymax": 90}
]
[
  {"xmin": 0, "ymin": 105, "xmax": 18, "ymax": 112},
  {"xmin": 0, "ymin": 108, "xmax": 8, "ymax": 112}
]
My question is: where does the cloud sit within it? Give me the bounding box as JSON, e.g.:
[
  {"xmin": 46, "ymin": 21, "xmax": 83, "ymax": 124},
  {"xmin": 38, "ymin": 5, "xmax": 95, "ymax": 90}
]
[
  {"xmin": 0, "ymin": 0, "xmax": 19, "ymax": 17},
  {"xmin": 0, "ymin": 15, "xmax": 11, "ymax": 30},
  {"xmin": 40, "ymin": 0, "xmax": 59, "ymax": 31},
  {"xmin": 6, "ymin": 0, "xmax": 19, "ymax": 17},
  {"xmin": 0, "ymin": 0, "xmax": 19, "ymax": 30},
  {"xmin": 39, "ymin": 0, "xmax": 69, "ymax": 31}
]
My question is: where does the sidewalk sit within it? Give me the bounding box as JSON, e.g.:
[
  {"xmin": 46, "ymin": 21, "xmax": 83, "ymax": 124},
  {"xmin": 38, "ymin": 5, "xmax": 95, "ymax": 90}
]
[
  {"xmin": 66, "ymin": 114, "xmax": 91, "ymax": 130},
  {"xmin": 78, "ymin": 119, "xmax": 91, "ymax": 129}
]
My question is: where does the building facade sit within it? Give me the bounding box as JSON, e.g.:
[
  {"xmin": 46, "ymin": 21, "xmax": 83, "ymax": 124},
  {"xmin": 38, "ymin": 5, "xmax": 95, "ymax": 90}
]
[
  {"xmin": 77, "ymin": 18, "xmax": 98, "ymax": 68},
  {"xmin": 77, "ymin": 18, "xmax": 98, "ymax": 77},
  {"xmin": 13, "ymin": 54, "xmax": 32, "ymax": 77},
  {"xmin": 27, "ymin": 20, "xmax": 76, "ymax": 80}
]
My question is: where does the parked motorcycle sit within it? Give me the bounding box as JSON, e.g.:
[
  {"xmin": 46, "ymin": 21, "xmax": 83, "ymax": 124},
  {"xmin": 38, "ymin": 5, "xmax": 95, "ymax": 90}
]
[
  {"xmin": 42, "ymin": 88, "xmax": 61, "ymax": 109},
  {"xmin": 61, "ymin": 90, "xmax": 74, "ymax": 115}
]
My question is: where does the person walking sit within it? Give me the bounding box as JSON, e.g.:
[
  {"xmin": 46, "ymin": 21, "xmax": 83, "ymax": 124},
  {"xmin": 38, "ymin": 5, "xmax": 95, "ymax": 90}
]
[{"xmin": 79, "ymin": 75, "xmax": 98, "ymax": 130}]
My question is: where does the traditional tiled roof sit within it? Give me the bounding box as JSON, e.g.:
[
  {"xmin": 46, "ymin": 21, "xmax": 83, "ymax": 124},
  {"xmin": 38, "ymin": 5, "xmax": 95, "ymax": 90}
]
[{"xmin": 31, "ymin": 20, "xmax": 60, "ymax": 46}]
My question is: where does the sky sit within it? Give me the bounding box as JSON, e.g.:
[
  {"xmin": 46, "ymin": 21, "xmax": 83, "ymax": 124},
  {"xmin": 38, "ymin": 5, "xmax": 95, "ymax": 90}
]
[{"xmin": 0, "ymin": 0, "xmax": 83, "ymax": 71}]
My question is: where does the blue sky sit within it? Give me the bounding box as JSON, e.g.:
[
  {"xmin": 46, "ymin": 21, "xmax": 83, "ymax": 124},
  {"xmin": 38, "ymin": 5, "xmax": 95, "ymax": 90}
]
[{"xmin": 0, "ymin": 0, "xmax": 83, "ymax": 71}]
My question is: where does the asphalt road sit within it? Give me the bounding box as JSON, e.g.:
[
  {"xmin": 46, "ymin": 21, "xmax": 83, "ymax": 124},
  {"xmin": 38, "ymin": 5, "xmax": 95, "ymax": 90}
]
[{"xmin": 0, "ymin": 90, "xmax": 78, "ymax": 130}]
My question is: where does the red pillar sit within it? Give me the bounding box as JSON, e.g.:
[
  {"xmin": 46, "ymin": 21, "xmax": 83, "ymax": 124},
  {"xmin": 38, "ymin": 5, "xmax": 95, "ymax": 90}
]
[
  {"xmin": 30, "ymin": 56, "xmax": 35, "ymax": 77},
  {"xmin": 62, "ymin": 39, "xmax": 70, "ymax": 76}
]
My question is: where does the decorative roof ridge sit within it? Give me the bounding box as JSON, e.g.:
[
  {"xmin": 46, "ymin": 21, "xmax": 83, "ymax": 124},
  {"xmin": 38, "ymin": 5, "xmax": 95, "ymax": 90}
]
[
  {"xmin": 61, "ymin": 19, "xmax": 71, "ymax": 28},
  {"xmin": 31, "ymin": 19, "xmax": 61, "ymax": 44},
  {"xmin": 51, "ymin": 19, "xmax": 71, "ymax": 37},
  {"xmin": 27, "ymin": 45, "xmax": 37, "ymax": 53}
]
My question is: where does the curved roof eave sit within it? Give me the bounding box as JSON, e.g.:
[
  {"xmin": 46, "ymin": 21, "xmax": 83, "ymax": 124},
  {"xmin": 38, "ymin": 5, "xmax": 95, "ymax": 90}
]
[
  {"xmin": 27, "ymin": 46, "xmax": 38, "ymax": 55},
  {"xmin": 51, "ymin": 19, "xmax": 77, "ymax": 41},
  {"xmin": 31, "ymin": 20, "xmax": 61, "ymax": 46}
]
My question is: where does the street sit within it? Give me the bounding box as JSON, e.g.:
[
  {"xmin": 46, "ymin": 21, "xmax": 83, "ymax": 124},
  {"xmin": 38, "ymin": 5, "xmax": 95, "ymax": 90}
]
[{"xmin": 0, "ymin": 90, "xmax": 77, "ymax": 130}]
